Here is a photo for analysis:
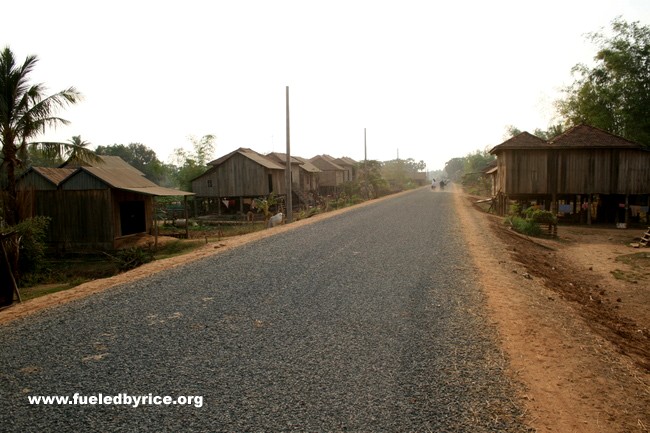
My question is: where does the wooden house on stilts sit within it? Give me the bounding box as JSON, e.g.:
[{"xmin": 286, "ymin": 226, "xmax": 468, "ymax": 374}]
[
  {"xmin": 489, "ymin": 124, "xmax": 650, "ymax": 225},
  {"xmin": 191, "ymin": 147, "xmax": 286, "ymax": 216}
]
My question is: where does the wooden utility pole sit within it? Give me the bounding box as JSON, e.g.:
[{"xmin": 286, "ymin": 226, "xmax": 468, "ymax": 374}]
[
  {"xmin": 285, "ymin": 86, "xmax": 293, "ymax": 223},
  {"xmin": 364, "ymin": 128, "xmax": 369, "ymax": 199}
]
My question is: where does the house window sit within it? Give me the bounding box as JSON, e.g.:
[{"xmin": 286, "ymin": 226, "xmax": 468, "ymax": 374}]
[{"xmin": 207, "ymin": 179, "xmax": 213, "ymax": 187}]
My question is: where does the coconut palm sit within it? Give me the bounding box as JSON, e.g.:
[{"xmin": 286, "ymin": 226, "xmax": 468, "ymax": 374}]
[{"xmin": 0, "ymin": 46, "xmax": 95, "ymax": 225}]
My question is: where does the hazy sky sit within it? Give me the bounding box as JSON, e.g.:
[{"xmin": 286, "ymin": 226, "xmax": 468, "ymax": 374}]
[{"xmin": 2, "ymin": 0, "xmax": 649, "ymax": 170}]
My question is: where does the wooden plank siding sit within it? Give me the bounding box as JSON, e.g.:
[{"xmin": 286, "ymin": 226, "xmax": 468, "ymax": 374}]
[
  {"xmin": 19, "ymin": 189, "xmax": 115, "ymax": 250},
  {"xmin": 192, "ymin": 152, "xmax": 285, "ymax": 197},
  {"xmin": 500, "ymin": 150, "xmax": 549, "ymax": 195},
  {"xmin": 493, "ymin": 137, "xmax": 650, "ymax": 197},
  {"xmin": 490, "ymin": 126, "xmax": 650, "ymax": 221}
]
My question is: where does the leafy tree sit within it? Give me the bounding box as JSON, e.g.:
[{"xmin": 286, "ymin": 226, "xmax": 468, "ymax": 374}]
[
  {"xmin": 356, "ymin": 160, "xmax": 388, "ymax": 198},
  {"xmin": 171, "ymin": 134, "xmax": 215, "ymax": 192},
  {"xmin": 0, "ymin": 47, "xmax": 93, "ymax": 225},
  {"xmin": 556, "ymin": 18, "xmax": 650, "ymax": 147},
  {"xmin": 444, "ymin": 157, "xmax": 465, "ymax": 182},
  {"xmin": 532, "ymin": 124, "xmax": 565, "ymax": 141},
  {"xmin": 95, "ymin": 142, "xmax": 169, "ymax": 184},
  {"xmin": 381, "ymin": 158, "xmax": 426, "ymax": 191},
  {"xmin": 505, "ymin": 124, "xmax": 565, "ymax": 141}
]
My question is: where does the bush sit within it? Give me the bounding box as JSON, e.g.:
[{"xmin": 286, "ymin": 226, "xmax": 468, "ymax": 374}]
[
  {"xmin": 505, "ymin": 215, "xmax": 542, "ymax": 236},
  {"xmin": 113, "ymin": 247, "xmax": 154, "ymax": 271},
  {"xmin": 524, "ymin": 208, "xmax": 557, "ymax": 225},
  {"xmin": 3, "ymin": 216, "xmax": 51, "ymax": 285}
]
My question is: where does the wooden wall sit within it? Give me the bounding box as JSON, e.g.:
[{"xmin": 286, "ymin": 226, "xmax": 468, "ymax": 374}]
[
  {"xmin": 496, "ymin": 148, "xmax": 650, "ymax": 196},
  {"xmin": 192, "ymin": 153, "xmax": 285, "ymax": 197},
  {"xmin": 18, "ymin": 189, "xmax": 154, "ymax": 250}
]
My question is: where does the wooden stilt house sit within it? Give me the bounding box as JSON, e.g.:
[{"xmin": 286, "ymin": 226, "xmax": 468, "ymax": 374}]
[
  {"xmin": 191, "ymin": 147, "xmax": 285, "ymax": 215},
  {"xmin": 489, "ymin": 124, "xmax": 650, "ymax": 224}
]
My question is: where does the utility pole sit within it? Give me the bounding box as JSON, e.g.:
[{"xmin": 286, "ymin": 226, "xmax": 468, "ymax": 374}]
[
  {"xmin": 285, "ymin": 86, "xmax": 292, "ymax": 223},
  {"xmin": 364, "ymin": 128, "xmax": 369, "ymax": 199}
]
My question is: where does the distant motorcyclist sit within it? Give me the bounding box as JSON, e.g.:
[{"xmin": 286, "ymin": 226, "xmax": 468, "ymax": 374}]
[
  {"xmin": 439, "ymin": 179, "xmax": 446, "ymax": 190},
  {"xmin": 431, "ymin": 178, "xmax": 437, "ymax": 190}
]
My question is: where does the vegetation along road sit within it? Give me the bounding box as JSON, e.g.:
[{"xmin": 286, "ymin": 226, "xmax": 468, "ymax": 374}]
[{"xmin": 0, "ymin": 189, "xmax": 531, "ymax": 432}]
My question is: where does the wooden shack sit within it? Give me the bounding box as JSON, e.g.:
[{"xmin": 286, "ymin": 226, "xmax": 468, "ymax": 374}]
[
  {"xmin": 191, "ymin": 147, "xmax": 285, "ymax": 215},
  {"xmin": 333, "ymin": 156, "xmax": 357, "ymax": 182},
  {"xmin": 265, "ymin": 152, "xmax": 321, "ymax": 206},
  {"xmin": 309, "ymin": 154, "xmax": 345, "ymax": 194},
  {"xmin": 490, "ymin": 124, "xmax": 650, "ymax": 224},
  {"xmin": 17, "ymin": 156, "xmax": 193, "ymax": 251}
]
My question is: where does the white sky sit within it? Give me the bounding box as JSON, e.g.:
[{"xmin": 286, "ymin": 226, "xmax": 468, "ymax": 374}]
[{"xmin": 2, "ymin": 0, "xmax": 649, "ymax": 170}]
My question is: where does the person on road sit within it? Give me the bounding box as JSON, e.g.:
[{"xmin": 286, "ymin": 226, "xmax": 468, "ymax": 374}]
[{"xmin": 431, "ymin": 178, "xmax": 437, "ymax": 190}]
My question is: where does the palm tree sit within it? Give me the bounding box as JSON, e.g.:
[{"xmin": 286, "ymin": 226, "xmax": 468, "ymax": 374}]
[
  {"xmin": 0, "ymin": 46, "xmax": 95, "ymax": 225},
  {"xmin": 63, "ymin": 135, "xmax": 92, "ymax": 163}
]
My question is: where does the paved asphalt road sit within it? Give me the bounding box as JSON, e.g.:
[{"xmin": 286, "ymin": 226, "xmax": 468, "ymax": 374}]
[{"xmin": 0, "ymin": 188, "xmax": 530, "ymax": 432}]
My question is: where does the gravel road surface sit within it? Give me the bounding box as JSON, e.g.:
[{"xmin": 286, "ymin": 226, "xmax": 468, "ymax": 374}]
[{"xmin": 0, "ymin": 188, "xmax": 531, "ymax": 432}]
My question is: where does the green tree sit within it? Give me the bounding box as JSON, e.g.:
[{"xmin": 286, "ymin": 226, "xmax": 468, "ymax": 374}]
[
  {"xmin": 444, "ymin": 157, "xmax": 465, "ymax": 182},
  {"xmin": 172, "ymin": 134, "xmax": 215, "ymax": 191},
  {"xmin": 95, "ymin": 142, "xmax": 169, "ymax": 184},
  {"xmin": 0, "ymin": 47, "xmax": 92, "ymax": 225},
  {"xmin": 356, "ymin": 160, "xmax": 388, "ymax": 198},
  {"xmin": 556, "ymin": 18, "xmax": 650, "ymax": 147}
]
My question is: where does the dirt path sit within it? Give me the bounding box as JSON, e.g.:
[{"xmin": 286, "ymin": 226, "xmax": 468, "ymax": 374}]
[{"xmin": 2, "ymin": 186, "xmax": 649, "ymax": 432}]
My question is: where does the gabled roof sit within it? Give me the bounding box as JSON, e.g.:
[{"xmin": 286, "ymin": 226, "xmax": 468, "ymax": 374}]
[
  {"xmin": 209, "ymin": 147, "xmax": 284, "ymax": 170},
  {"xmin": 265, "ymin": 152, "xmax": 301, "ymax": 165},
  {"xmin": 548, "ymin": 124, "xmax": 643, "ymax": 149},
  {"xmin": 266, "ymin": 152, "xmax": 323, "ymax": 173},
  {"xmin": 489, "ymin": 132, "xmax": 548, "ymax": 153},
  {"xmin": 334, "ymin": 156, "xmax": 357, "ymax": 166},
  {"xmin": 61, "ymin": 155, "xmax": 146, "ymax": 176},
  {"xmin": 29, "ymin": 167, "xmax": 77, "ymax": 186},
  {"xmin": 293, "ymin": 156, "xmax": 321, "ymax": 173},
  {"xmin": 73, "ymin": 166, "xmax": 193, "ymax": 196},
  {"xmin": 310, "ymin": 154, "xmax": 345, "ymax": 171}
]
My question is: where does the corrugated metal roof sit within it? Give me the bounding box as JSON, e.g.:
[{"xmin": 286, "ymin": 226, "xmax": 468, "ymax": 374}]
[
  {"xmin": 31, "ymin": 167, "xmax": 76, "ymax": 185},
  {"xmin": 209, "ymin": 147, "xmax": 284, "ymax": 170},
  {"xmin": 80, "ymin": 167, "xmax": 194, "ymax": 196},
  {"xmin": 61, "ymin": 155, "xmax": 146, "ymax": 176}
]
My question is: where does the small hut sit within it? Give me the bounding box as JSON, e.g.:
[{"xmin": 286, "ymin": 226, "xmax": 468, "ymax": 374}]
[
  {"xmin": 309, "ymin": 154, "xmax": 346, "ymax": 194},
  {"xmin": 18, "ymin": 156, "xmax": 194, "ymax": 251}
]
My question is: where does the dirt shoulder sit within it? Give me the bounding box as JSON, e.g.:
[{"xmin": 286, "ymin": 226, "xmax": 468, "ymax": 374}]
[
  {"xmin": 453, "ymin": 189, "xmax": 650, "ymax": 433},
  {"xmin": 3, "ymin": 187, "xmax": 649, "ymax": 432}
]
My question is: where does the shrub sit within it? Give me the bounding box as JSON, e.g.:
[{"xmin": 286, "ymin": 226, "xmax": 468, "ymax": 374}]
[
  {"xmin": 524, "ymin": 208, "xmax": 557, "ymax": 225},
  {"xmin": 2, "ymin": 216, "xmax": 51, "ymax": 285},
  {"xmin": 505, "ymin": 215, "xmax": 542, "ymax": 236},
  {"xmin": 113, "ymin": 247, "xmax": 154, "ymax": 271}
]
